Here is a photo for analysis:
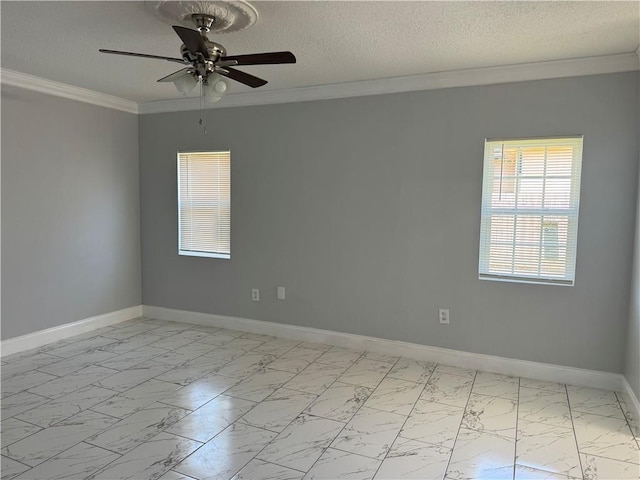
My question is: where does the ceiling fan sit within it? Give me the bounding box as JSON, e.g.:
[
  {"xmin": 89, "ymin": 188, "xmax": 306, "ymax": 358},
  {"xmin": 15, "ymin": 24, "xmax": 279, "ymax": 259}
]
[{"xmin": 99, "ymin": 13, "xmax": 296, "ymax": 99}]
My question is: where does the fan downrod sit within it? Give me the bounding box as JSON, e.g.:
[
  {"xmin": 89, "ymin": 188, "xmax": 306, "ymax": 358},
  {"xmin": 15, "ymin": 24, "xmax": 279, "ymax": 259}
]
[{"xmin": 191, "ymin": 14, "xmax": 215, "ymax": 33}]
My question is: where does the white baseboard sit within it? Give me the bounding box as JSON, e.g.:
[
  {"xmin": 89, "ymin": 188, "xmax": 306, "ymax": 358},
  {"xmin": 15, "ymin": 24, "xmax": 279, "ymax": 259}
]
[
  {"xmin": 621, "ymin": 377, "xmax": 640, "ymax": 437},
  {"xmin": 143, "ymin": 305, "xmax": 623, "ymax": 392},
  {"xmin": 1, "ymin": 305, "xmax": 143, "ymax": 357}
]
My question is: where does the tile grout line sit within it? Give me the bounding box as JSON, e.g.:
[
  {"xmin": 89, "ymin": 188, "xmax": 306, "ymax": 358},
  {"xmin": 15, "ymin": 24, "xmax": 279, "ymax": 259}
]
[
  {"xmin": 441, "ymin": 370, "xmax": 479, "ymax": 480},
  {"xmin": 579, "ymin": 451, "xmax": 640, "ymax": 467},
  {"xmin": 3, "ymin": 415, "xmax": 45, "ymax": 431},
  {"xmin": 4, "ymin": 366, "xmax": 195, "ymax": 473},
  {"xmin": 234, "ymin": 458, "xmax": 308, "ymax": 478},
  {"xmin": 91, "ymin": 335, "xmax": 243, "ymax": 397},
  {"xmin": 247, "ymin": 350, "xmax": 369, "ymax": 474},
  {"xmin": 16, "ymin": 381, "xmax": 164, "ymax": 429},
  {"xmin": 3, "ymin": 397, "xmax": 129, "ymax": 459},
  {"xmin": 512, "ymin": 376, "xmax": 521, "ymax": 480},
  {"xmin": 6, "ymin": 437, "xmax": 122, "ymax": 475},
  {"xmin": 156, "ymin": 338, "xmax": 331, "ymax": 478},
  {"xmin": 239, "ymin": 348, "xmax": 391, "ymax": 476},
  {"xmin": 614, "ymin": 390, "xmax": 640, "ymax": 448},
  {"xmin": 11, "ymin": 357, "xmax": 147, "ymax": 406},
  {"xmin": 570, "ymin": 387, "xmax": 640, "ymax": 471},
  {"xmin": 86, "ymin": 407, "xmax": 133, "ymax": 420},
  {"xmin": 83, "ymin": 402, "xmax": 194, "ymax": 455},
  {"xmin": 0, "ymin": 453, "xmax": 33, "ymax": 470},
  {"xmin": 368, "ymin": 363, "xmax": 437, "ymax": 479},
  {"xmin": 151, "ymin": 430, "xmax": 205, "ymax": 446},
  {"xmin": 294, "ymin": 350, "xmax": 394, "ymax": 476},
  {"xmin": 154, "ymin": 428, "xmax": 214, "ymax": 479},
  {"xmin": 566, "ymin": 383, "xmax": 586, "ymax": 480},
  {"xmin": 230, "ymin": 351, "xmax": 344, "ymax": 400},
  {"xmin": 3, "ymin": 390, "xmax": 53, "ymax": 402},
  {"xmin": 82, "ymin": 437, "xmax": 151, "ymax": 479}
]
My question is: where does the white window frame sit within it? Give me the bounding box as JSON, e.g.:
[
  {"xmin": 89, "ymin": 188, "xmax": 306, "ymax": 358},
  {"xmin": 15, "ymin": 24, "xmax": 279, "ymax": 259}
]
[
  {"xmin": 177, "ymin": 150, "xmax": 231, "ymax": 259},
  {"xmin": 478, "ymin": 136, "xmax": 583, "ymax": 286}
]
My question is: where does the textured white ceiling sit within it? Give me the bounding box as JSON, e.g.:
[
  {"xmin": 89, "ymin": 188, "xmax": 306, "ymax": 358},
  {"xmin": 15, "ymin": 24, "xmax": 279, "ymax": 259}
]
[{"xmin": 1, "ymin": 1, "xmax": 638, "ymax": 104}]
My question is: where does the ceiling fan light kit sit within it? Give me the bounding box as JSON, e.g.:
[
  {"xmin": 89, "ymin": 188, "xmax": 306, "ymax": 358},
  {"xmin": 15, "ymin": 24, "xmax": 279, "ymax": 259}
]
[
  {"xmin": 173, "ymin": 72, "xmax": 198, "ymax": 95},
  {"xmin": 203, "ymin": 73, "xmax": 228, "ymax": 103}
]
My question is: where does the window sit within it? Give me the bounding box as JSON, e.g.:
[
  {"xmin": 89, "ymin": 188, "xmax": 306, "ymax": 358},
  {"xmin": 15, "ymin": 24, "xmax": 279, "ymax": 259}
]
[
  {"xmin": 178, "ymin": 150, "xmax": 230, "ymax": 259},
  {"xmin": 478, "ymin": 136, "xmax": 583, "ymax": 286}
]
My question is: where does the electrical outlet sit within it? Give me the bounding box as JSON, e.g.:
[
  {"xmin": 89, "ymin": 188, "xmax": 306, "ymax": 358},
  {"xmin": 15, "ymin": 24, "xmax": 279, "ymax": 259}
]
[
  {"xmin": 251, "ymin": 289, "xmax": 260, "ymax": 301},
  {"xmin": 277, "ymin": 286, "xmax": 285, "ymax": 300},
  {"xmin": 439, "ymin": 308, "xmax": 450, "ymax": 324}
]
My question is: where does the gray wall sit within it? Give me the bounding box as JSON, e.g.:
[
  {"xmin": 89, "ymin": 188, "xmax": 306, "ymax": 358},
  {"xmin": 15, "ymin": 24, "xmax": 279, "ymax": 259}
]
[
  {"xmin": 626, "ymin": 108, "xmax": 640, "ymax": 399},
  {"xmin": 140, "ymin": 72, "xmax": 639, "ymax": 373},
  {"xmin": 1, "ymin": 85, "xmax": 141, "ymax": 340}
]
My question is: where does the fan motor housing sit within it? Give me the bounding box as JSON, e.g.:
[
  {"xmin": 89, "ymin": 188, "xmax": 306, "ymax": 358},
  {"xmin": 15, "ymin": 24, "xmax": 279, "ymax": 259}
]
[
  {"xmin": 205, "ymin": 39, "xmax": 227, "ymax": 59},
  {"xmin": 180, "ymin": 40, "xmax": 226, "ymax": 62}
]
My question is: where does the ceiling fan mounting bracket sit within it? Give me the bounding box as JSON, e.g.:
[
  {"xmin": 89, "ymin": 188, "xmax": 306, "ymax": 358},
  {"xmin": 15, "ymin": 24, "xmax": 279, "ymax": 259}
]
[
  {"xmin": 150, "ymin": 1, "xmax": 258, "ymax": 34},
  {"xmin": 191, "ymin": 13, "xmax": 215, "ymax": 33}
]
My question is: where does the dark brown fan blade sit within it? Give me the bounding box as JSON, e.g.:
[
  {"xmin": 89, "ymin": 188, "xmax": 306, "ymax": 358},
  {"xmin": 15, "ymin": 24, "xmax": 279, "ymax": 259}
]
[
  {"xmin": 157, "ymin": 68, "xmax": 192, "ymax": 83},
  {"xmin": 217, "ymin": 67, "xmax": 267, "ymax": 88},
  {"xmin": 99, "ymin": 49, "xmax": 186, "ymax": 65},
  {"xmin": 220, "ymin": 51, "xmax": 296, "ymax": 66},
  {"xmin": 172, "ymin": 26, "xmax": 209, "ymax": 59}
]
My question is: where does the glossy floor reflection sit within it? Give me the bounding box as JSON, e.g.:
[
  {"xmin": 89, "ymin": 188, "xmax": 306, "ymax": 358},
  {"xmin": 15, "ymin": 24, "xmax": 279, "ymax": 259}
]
[{"xmin": 1, "ymin": 317, "xmax": 639, "ymax": 479}]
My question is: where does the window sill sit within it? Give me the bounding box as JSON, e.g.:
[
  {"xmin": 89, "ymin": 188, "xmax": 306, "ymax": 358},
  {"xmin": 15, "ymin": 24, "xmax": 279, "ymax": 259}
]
[
  {"xmin": 479, "ymin": 274, "xmax": 573, "ymax": 286},
  {"xmin": 179, "ymin": 250, "xmax": 230, "ymax": 259}
]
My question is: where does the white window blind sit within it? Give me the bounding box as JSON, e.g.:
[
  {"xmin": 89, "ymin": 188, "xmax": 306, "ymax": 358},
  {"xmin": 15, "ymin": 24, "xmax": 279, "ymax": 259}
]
[
  {"xmin": 178, "ymin": 150, "xmax": 230, "ymax": 259},
  {"xmin": 479, "ymin": 137, "xmax": 583, "ymax": 286}
]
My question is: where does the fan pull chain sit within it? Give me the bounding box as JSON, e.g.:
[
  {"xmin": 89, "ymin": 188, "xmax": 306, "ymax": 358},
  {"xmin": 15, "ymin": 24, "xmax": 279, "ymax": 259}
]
[{"xmin": 199, "ymin": 80, "xmax": 207, "ymax": 135}]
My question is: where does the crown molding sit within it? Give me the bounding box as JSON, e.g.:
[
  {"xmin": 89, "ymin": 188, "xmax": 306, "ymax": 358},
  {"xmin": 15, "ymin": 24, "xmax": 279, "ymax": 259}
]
[
  {"xmin": 1, "ymin": 69, "xmax": 138, "ymax": 114},
  {"xmin": 138, "ymin": 52, "xmax": 640, "ymax": 114},
  {"xmin": 2, "ymin": 52, "xmax": 638, "ymax": 116}
]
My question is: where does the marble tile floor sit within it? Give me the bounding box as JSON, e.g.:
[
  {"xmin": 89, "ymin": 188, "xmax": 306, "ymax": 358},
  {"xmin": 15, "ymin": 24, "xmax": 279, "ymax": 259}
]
[{"xmin": 1, "ymin": 317, "xmax": 639, "ymax": 480}]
